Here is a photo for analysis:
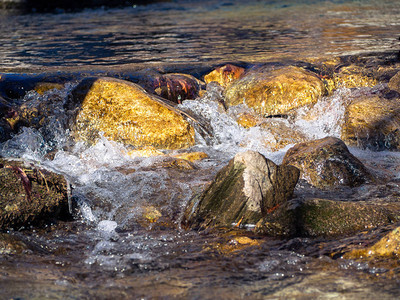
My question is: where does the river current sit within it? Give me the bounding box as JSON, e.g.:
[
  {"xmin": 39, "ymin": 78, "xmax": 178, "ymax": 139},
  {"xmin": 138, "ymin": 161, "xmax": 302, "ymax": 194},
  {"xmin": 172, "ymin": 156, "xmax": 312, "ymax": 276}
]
[{"xmin": 1, "ymin": 0, "xmax": 400, "ymax": 299}]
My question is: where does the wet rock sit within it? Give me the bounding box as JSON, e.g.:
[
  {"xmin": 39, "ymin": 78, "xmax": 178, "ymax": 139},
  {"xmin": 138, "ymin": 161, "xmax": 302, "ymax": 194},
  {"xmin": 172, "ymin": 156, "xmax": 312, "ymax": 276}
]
[
  {"xmin": 0, "ymin": 119, "xmax": 13, "ymax": 143},
  {"xmin": 182, "ymin": 150, "xmax": 300, "ymax": 230},
  {"xmin": 139, "ymin": 73, "xmax": 204, "ymax": 104},
  {"xmin": 259, "ymin": 119, "xmax": 308, "ymax": 151},
  {"xmin": 282, "ymin": 137, "xmax": 373, "ymax": 189},
  {"xmin": 344, "ymin": 226, "xmax": 400, "ymax": 259},
  {"xmin": 225, "ymin": 66, "xmax": 326, "ymax": 117},
  {"xmin": 34, "ymin": 82, "xmax": 64, "ymax": 95},
  {"xmin": 204, "ymin": 64, "xmax": 245, "ymax": 88},
  {"xmin": 0, "ymin": 233, "xmax": 28, "ymax": 254},
  {"xmin": 0, "ymin": 159, "xmax": 70, "ymax": 230},
  {"xmin": 171, "ymin": 151, "xmax": 209, "ymax": 162},
  {"xmin": 333, "ymin": 65, "xmax": 377, "ymax": 89},
  {"xmin": 388, "ymin": 70, "xmax": 400, "ymax": 93},
  {"xmin": 66, "ymin": 77, "xmax": 195, "ymax": 150},
  {"xmin": 341, "ymin": 96, "xmax": 400, "ymax": 150},
  {"xmin": 256, "ymin": 198, "xmax": 398, "ymax": 237}
]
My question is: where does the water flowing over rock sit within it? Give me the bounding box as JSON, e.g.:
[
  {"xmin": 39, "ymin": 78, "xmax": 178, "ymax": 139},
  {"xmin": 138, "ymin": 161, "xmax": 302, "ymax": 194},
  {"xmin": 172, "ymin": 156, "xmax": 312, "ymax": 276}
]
[
  {"xmin": 204, "ymin": 64, "xmax": 245, "ymax": 88},
  {"xmin": 224, "ymin": 66, "xmax": 326, "ymax": 117},
  {"xmin": 282, "ymin": 137, "xmax": 373, "ymax": 188},
  {"xmin": 138, "ymin": 73, "xmax": 204, "ymax": 104},
  {"xmin": 0, "ymin": 159, "xmax": 70, "ymax": 230},
  {"xmin": 182, "ymin": 150, "xmax": 300, "ymax": 230},
  {"xmin": 341, "ymin": 95, "xmax": 400, "ymax": 150},
  {"xmin": 66, "ymin": 77, "xmax": 195, "ymax": 150}
]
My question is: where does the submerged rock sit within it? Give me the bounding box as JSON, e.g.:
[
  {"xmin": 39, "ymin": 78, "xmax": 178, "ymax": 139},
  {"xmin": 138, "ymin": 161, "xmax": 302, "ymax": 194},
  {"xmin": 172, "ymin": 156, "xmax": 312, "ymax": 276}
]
[
  {"xmin": 344, "ymin": 226, "xmax": 400, "ymax": 259},
  {"xmin": 341, "ymin": 95, "xmax": 400, "ymax": 150},
  {"xmin": 182, "ymin": 150, "xmax": 299, "ymax": 230},
  {"xmin": 388, "ymin": 70, "xmax": 400, "ymax": 93},
  {"xmin": 139, "ymin": 73, "xmax": 204, "ymax": 104},
  {"xmin": 0, "ymin": 159, "xmax": 70, "ymax": 230},
  {"xmin": 333, "ymin": 65, "xmax": 377, "ymax": 89},
  {"xmin": 204, "ymin": 64, "xmax": 245, "ymax": 88},
  {"xmin": 256, "ymin": 198, "xmax": 398, "ymax": 237},
  {"xmin": 225, "ymin": 66, "xmax": 326, "ymax": 117},
  {"xmin": 282, "ymin": 137, "xmax": 373, "ymax": 188},
  {"xmin": 66, "ymin": 77, "xmax": 195, "ymax": 150}
]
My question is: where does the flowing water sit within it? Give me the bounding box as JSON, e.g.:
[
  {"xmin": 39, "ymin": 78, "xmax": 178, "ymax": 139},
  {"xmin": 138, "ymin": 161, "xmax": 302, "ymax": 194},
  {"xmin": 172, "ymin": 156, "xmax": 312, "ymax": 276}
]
[{"xmin": 1, "ymin": 0, "xmax": 400, "ymax": 299}]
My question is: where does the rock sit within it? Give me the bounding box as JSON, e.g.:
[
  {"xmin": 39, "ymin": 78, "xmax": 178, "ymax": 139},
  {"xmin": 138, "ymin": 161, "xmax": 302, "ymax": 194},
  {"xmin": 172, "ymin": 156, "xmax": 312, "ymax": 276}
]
[
  {"xmin": 0, "ymin": 233, "xmax": 28, "ymax": 254},
  {"xmin": 34, "ymin": 82, "xmax": 64, "ymax": 95},
  {"xmin": 344, "ymin": 226, "xmax": 400, "ymax": 259},
  {"xmin": 204, "ymin": 64, "xmax": 245, "ymax": 88},
  {"xmin": 225, "ymin": 66, "xmax": 326, "ymax": 117},
  {"xmin": 282, "ymin": 137, "xmax": 373, "ymax": 188},
  {"xmin": 388, "ymin": 71, "xmax": 400, "ymax": 93},
  {"xmin": 333, "ymin": 65, "xmax": 377, "ymax": 89},
  {"xmin": 259, "ymin": 119, "xmax": 308, "ymax": 151},
  {"xmin": 181, "ymin": 150, "xmax": 299, "ymax": 230},
  {"xmin": 171, "ymin": 151, "xmax": 208, "ymax": 162},
  {"xmin": 256, "ymin": 198, "xmax": 398, "ymax": 237},
  {"xmin": 127, "ymin": 146, "xmax": 165, "ymax": 158},
  {"xmin": 0, "ymin": 159, "xmax": 70, "ymax": 230},
  {"xmin": 66, "ymin": 77, "xmax": 195, "ymax": 150},
  {"xmin": 139, "ymin": 73, "xmax": 204, "ymax": 104},
  {"xmin": 0, "ymin": 119, "xmax": 13, "ymax": 143},
  {"xmin": 341, "ymin": 96, "xmax": 400, "ymax": 150}
]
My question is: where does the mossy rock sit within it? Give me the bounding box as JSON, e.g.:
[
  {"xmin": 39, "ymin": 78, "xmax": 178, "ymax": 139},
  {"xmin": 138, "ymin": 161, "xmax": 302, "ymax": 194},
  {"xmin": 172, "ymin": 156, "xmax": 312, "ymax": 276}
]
[
  {"xmin": 0, "ymin": 159, "xmax": 70, "ymax": 230},
  {"xmin": 282, "ymin": 137, "xmax": 373, "ymax": 188},
  {"xmin": 182, "ymin": 151, "xmax": 299, "ymax": 230},
  {"xmin": 66, "ymin": 77, "xmax": 195, "ymax": 150},
  {"xmin": 256, "ymin": 198, "xmax": 399, "ymax": 237},
  {"xmin": 225, "ymin": 66, "xmax": 326, "ymax": 117}
]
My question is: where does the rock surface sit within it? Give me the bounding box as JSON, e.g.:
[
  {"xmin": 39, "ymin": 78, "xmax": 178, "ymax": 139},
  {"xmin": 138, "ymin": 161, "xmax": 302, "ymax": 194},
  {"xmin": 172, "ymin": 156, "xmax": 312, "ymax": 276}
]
[
  {"xmin": 66, "ymin": 77, "xmax": 195, "ymax": 150},
  {"xmin": 0, "ymin": 159, "xmax": 70, "ymax": 230},
  {"xmin": 282, "ymin": 137, "xmax": 373, "ymax": 188},
  {"xmin": 341, "ymin": 95, "xmax": 400, "ymax": 150},
  {"xmin": 204, "ymin": 64, "xmax": 245, "ymax": 88},
  {"xmin": 225, "ymin": 66, "xmax": 326, "ymax": 117},
  {"xmin": 344, "ymin": 226, "xmax": 400, "ymax": 259},
  {"xmin": 256, "ymin": 198, "xmax": 398, "ymax": 237},
  {"xmin": 182, "ymin": 150, "xmax": 299, "ymax": 230},
  {"xmin": 139, "ymin": 73, "xmax": 204, "ymax": 104}
]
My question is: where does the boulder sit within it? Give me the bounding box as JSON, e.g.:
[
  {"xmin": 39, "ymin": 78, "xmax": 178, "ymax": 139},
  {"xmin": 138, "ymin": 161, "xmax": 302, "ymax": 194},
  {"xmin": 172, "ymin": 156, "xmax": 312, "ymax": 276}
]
[
  {"xmin": 204, "ymin": 64, "xmax": 245, "ymax": 88},
  {"xmin": 139, "ymin": 73, "xmax": 204, "ymax": 104},
  {"xmin": 0, "ymin": 159, "xmax": 70, "ymax": 230},
  {"xmin": 282, "ymin": 137, "xmax": 373, "ymax": 188},
  {"xmin": 225, "ymin": 66, "xmax": 326, "ymax": 117},
  {"xmin": 341, "ymin": 96, "xmax": 400, "ymax": 150},
  {"xmin": 66, "ymin": 77, "xmax": 195, "ymax": 150},
  {"xmin": 181, "ymin": 150, "xmax": 299, "ymax": 230},
  {"xmin": 256, "ymin": 198, "xmax": 398, "ymax": 237},
  {"xmin": 344, "ymin": 226, "xmax": 400, "ymax": 259}
]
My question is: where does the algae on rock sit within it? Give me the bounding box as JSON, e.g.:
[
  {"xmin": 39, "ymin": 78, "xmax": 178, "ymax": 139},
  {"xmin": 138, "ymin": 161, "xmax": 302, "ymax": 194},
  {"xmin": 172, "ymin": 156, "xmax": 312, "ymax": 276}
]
[{"xmin": 0, "ymin": 159, "xmax": 70, "ymax": 230}]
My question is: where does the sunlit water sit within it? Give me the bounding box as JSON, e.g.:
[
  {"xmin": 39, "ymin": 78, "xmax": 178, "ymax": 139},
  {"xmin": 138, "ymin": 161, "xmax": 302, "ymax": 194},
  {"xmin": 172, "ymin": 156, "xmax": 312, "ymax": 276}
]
[{"xmin": 1, "ymin": 0, "xmax": 400, "ymax": 299}]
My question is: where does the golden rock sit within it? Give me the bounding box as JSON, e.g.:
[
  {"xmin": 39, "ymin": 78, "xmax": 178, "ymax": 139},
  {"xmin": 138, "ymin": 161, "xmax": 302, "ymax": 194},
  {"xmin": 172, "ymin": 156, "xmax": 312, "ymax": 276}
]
[
  {"xmin": 225, "ymin": 66, "xmax": 326, "ymax": 117},
  {"xmin": 34, "ymin": 82, "xmax": 64, "ymax": 95},
  {"xmin": 341, "ymin": 96, "xmax": 400, "ymax": 150},
  {"xmin": 68, "ymin": 77, "xmax": 195, "ymax": 150},
  {"xmin": 334, "ymin": 65, "xmax": 377, "ymax": 89},
  {"xmin": 344, "ymin": 226, "xmax": 400, "ymax": 259},
  {"xmin": 171, "ymin": 151, "xmax": 209, "ymax": 162},
  {"xmin": 204, "ymin": 64, "xmax": 245, "ymax": 88}
]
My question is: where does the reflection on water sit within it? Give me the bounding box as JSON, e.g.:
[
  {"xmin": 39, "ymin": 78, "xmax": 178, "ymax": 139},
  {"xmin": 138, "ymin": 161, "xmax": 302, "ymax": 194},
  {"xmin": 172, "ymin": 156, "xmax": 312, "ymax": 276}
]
[{"xmin": 0, "ymin": 0, "xmax": 399, "ymax": 71}]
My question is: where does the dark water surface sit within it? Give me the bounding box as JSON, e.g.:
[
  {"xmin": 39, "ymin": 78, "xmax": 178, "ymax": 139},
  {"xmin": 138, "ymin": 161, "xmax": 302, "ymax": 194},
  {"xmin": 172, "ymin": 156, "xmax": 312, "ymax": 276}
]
[
  {"xmin": 1, "ymin": 0, "xmax": 400, "ymax": 299},
  {"xmin": 0, "ymin": 0, "xmax": 399, "ymax": 72}
]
